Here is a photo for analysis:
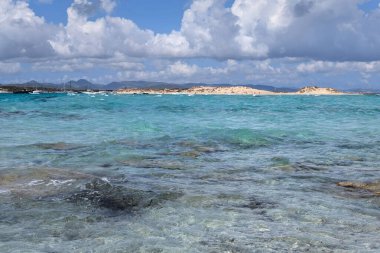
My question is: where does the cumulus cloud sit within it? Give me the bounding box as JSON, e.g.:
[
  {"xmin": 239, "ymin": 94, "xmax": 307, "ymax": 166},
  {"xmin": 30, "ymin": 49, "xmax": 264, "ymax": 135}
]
[
  {"xmin": 297, "ymin": 60, "xmax": 380, "ymax": 73},
  {"xmin": 49, "ymin": 0, "xmax": 154, "ymax": 58},
  {"xmin": 2, "ymin": 0, "xmax": 380, "ymax": 62},
  {"xmin": 100, "ymin": 0, "xmax": 116, "ymax": 14},
  {"xmin": 32, "ymin": 59, "xmax": 95, "ymax": 72},
  {"xmin": 114, "ymin": 59, "xmax": 290, "ymax": 84},
  {"xmin": 31, "ymin": 57, "xmax": 144, "ymax": 72},
  {"xmin": 2, "ymin": 0, "xmax": 380, "ymax": 88},
  {"xmin": 177, "ymin": 0, "xmax": 241, "ymax": 58},
  {"xmin": 69, "ymin": 0, "xmax": 116, "ymax": 18},
  {"xmin": 230, "ymin": 0, "xmax": 380, "ymax": 61},
  {"xmin": 0, "ymin": 0, "xmax": 56, "ymax": 60}
]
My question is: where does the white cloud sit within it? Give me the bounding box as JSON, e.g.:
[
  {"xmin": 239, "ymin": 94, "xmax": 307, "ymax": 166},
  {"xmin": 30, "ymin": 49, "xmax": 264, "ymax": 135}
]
[
  {"xmin": 0, "ymin": 62, "xmax": 21, "ymax": 74},
  {"xmin": 44, "ymin": 0, "xmax": 380, "ymax": 62},
  {"xmin": 100, "ymin": 0, "xmax": 116, "ymax": 14},
  {"xmin": 0, "ymin": 0, "xmax": 56, "ymax": 60},
  {"xmin": 31, "ymin": 57, "xmax": 144, "ymax": 72},
  {"xmin": 230, "ymin": 0, "xmax": 380, "ymax": 61},
  {"xmin": 49, "ymin": 1, "xmax": 154, "ymax": 58},
  {"xmin": 2, "ymin": 0, "xmax": 380, "ymax": 88},
  {"xmin": 114, "ymin": 59, "xmax": 290, "ymax": 84},
  {"xmin": 168, "ymin": 61, "xmax": 199, "ymax": 76},
  {"xmin": 2, "ymin": 0, "xmax": 380, "ymax": 62},
  {"xmin": 297, "ymin": 60, "xmax": 380, "ymax": 73},
  {"xmin": 32, "ymin": 59, "xmax": 94, "ymax": 72}
]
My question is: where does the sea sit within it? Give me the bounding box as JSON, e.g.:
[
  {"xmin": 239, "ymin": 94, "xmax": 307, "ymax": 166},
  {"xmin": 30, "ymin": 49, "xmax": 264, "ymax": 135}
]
[{"xmin": 0, "ymin": 93, "xmax": 379, "ymax": 252}]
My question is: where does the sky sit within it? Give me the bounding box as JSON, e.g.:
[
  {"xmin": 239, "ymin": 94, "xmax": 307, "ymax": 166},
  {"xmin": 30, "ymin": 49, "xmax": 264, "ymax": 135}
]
[{"xmin": 1, "ymin": 0, "xmax": 380, "ymax": 89}]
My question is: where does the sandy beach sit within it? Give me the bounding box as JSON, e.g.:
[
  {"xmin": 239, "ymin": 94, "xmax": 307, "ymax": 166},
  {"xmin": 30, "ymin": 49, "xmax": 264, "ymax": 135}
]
[{"xmin": 116, "ymin": 86, "xmax": 347, "ymax": 95}]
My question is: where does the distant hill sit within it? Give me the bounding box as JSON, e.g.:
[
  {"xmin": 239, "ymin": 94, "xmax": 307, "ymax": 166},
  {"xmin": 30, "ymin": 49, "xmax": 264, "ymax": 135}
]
[
  {"xmin": 246, "ymin": 85, "xmax": 298, "ymax": 92},
  {"xmin": 346, "ymin": 88, "xmax": 380, "ymax": 94},
  {"xmin": 106, "ymin": 81, "xmax": 182, "ymax": 90},
  {"xmin": 104, "ymin": 81, "xmax": 298, "ymax": 92},
  {"xmin": 65, "ymin": 79, "xmax": 104, "ymax": 90},
  {"xmin": 0, "ymin": 79, "xmax": 299, "ymax": 92},
  {"xmin": 10, "ymin": 80, "xmax": 57, "ymax": 88}
]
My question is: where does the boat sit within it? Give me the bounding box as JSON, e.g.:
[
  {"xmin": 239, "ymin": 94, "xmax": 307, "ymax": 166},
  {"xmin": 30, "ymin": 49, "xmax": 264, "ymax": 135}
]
[
  {"xmin": 67, "ymin": 91, "xmax": 77, "ymax": 96},
  {"xmin": 82, "ymin": 90, "xmax": 98, "ymax": 95},
  {"xmin": 30, "ymin": 90, "xmax": 43, "ymax": 94}
]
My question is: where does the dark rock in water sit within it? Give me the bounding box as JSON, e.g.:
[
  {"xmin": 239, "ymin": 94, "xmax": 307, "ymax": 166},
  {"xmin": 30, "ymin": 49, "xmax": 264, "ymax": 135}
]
[
  {"xmin": 240, "ymin": 196, "xmax": 276, "ymax": 210},
  {"xmin": 293, "ymin": 162, "xmax": 326, "ymax": 171},
  {"xmin": 336, "ymin": 141, "xmax": 380, "ymax": 150},
  {"xmin": 337, "ymin": 181, "xmax": 380, "ymax": 196},
  {"xmin": 271, "ymin": 156, "xmax": 293, "ymax": 170},
  {"xmin": 1, "ymin": 168, "xmax": 182, "ymax": 212},
  {"xmin": 67, "ymin": 178, "xmax": 182, "ymax": 211},
  {"xmin": 67, "ymin": 179, "xmax": 147, "ymax": 211},
  {"xmin": 99, "ymin": 163, "xmax": 113, "ymax": 168},
  {"xmin": 180, "ymin": 151, "xmax": 201, "ymax": 158},
  {"xmin": 34, "ymin": 142, "xmax": 83, "ymax": 151},
  {"xmin": 121, "ymin": 159, "xmax": 185, "ymax": 170}
]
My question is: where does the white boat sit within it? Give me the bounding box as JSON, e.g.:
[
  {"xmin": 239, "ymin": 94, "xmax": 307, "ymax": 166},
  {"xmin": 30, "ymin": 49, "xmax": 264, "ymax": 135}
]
[
  {"xmin": 30, "ymin": 90, "xmax": 43, "ymax": 94},
  {"xmin": 82, "ymin": 90, "xmax": 98, "ymax": 95}
]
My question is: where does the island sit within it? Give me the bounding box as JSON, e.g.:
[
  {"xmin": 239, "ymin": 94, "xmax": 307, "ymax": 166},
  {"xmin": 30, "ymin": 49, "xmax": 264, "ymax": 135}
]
[
  {"xmin": 0, "ymin": 84, "xmax": 355, "ymax": 95},
  {"xmin": 116, "ymin": 86, "xmax": 348, "ymax": 95}
]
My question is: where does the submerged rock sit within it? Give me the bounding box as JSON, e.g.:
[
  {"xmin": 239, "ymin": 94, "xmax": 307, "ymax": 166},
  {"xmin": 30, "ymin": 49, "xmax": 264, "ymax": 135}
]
[
  {"xmin": 34, "ymin": 142, "xmax": 83, "ymax": 151},
  {"xmin": 0, "ymin": 168, "xmax": 94, "ymax": 198},
  {"xmin": 337, "ymin": 181, "xmax": 380, "ymax": 196},
  {"xmin": 180, "ymin": 151, "xmax": 201, "ymax": 158},
  {"xmin": 270, "ymin": 157, "xmax": 293, "ymax": 171},
  {"xmin": 66, "ymin": 178, "xmax": 183, "ymax": 211},
  {"xmin": 240, "ymin": 196, "xmax": 277, "ymax": 210},
  {"xmin": 292, "ymin": 162, "xmax": 327, "ymax": 171},
  {"xmin": 121, "ymin": 159, "xmax": 186, "ymax": 170},
  {"xmin": 0, "ymin": 169, "xmax": 183, "ymax": 213}
]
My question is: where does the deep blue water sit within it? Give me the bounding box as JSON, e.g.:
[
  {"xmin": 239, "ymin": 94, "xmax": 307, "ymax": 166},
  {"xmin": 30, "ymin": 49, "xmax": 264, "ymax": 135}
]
[{"xmin": 0, "ymin": 93, "xmax": 379, "ymax": 252}]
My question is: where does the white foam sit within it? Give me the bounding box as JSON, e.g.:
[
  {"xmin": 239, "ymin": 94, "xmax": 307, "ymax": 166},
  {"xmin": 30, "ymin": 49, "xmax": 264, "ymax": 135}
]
[
  {"xmin": 0, "ymin": 188, "xmax": 10, "ymax": 194},
  {"xmin": 27, "ymin": 180, "xmax": 45, "ymax": 186},
  {"xmin": 101, "ymin": 177, "xmax": 110, "ymax": 183},
  {"xmin": 46, "ymin": 179, "xmax": 75, "ymax": 186}
]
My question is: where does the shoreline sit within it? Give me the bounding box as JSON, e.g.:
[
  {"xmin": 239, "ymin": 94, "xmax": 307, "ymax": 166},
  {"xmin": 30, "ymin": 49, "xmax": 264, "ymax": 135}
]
[
  {"xmin": 115, "ymin": 86, "xmax": 354, "ymax": 96},
  {"xmin": 0, "ymin": 85, "xmax": 367, "ymax": 96}
]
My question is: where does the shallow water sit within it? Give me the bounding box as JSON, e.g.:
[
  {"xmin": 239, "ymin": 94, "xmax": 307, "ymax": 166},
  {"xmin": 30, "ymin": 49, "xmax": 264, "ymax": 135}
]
[{"xmin": 0, "ymin": 93, "xmax": 379, "ymax": 252}]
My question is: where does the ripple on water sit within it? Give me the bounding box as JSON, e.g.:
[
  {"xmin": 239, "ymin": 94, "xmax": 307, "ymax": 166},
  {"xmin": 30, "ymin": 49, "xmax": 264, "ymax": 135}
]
[
  {"xmin": 33, "ymin": 142, "xmax": 85, "ymax": 151},
  {"xmin": 1, "ymin": 95, "xmax": 380, "ymax": 252},
  {"xmin": 0, "ymin": 168, "xmax": 183, "ymax": 214},
  {"xmin": 206, "ymin": 128, "xmax": 280, "ymax": 149}
]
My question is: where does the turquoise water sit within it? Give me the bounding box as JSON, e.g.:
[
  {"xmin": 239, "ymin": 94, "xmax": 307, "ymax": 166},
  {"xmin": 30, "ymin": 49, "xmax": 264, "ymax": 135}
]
[{"xmin": 0, "ymin": 93, "xmax": 379, "ymax": 252}]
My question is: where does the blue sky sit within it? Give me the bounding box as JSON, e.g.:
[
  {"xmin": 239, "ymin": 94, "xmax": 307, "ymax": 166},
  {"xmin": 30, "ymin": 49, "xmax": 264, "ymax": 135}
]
[
  {"xmin": 1, "ymin": 0, "xmax": 380, "ymax": 89},
  {"xmin": 29, "ymin": 0, "xmax": 190, "ymax": 33}
]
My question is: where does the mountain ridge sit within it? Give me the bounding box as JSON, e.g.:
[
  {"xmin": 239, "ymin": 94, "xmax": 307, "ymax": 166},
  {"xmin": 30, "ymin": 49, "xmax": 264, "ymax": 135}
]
[
  {"xmin": 1, "ymin": 79, "xmax": 299, "ymax": 92},
  {"xmin": 2, "ymin": 79, "xmax": 379, "ymax": 93}
]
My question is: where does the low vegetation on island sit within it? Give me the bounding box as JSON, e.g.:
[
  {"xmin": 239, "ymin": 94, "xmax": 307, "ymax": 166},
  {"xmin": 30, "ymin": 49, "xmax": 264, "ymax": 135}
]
[
  {"xmin": 0, "ymin": 81, "xmax": 353, "ymax": 95},
  {"xmin": 116, "ymin": 86, "xmax": 347, "ymax": 95}
]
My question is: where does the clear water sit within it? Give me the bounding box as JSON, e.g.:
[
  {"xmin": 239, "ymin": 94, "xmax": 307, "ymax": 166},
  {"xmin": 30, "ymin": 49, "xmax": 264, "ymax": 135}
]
[{"xmin": 0, "ymin": 93, "xmax": 379, "ymax": 252}]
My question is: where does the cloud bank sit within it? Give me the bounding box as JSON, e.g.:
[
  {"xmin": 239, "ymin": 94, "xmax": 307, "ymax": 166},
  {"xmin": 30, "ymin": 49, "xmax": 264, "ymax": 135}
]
[{"xmin": 1, "ymin": 0, "xmax": 380, "ymax": 87}]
